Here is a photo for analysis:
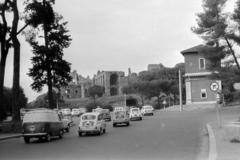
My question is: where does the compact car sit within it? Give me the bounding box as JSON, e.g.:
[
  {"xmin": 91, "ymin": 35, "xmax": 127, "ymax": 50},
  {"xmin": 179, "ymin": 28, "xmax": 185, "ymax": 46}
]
[
  {"xmin": 62, "ymin": 108, "xmax": 71, "ymax": 116},
  {"xmin": 141, "ymin": 105, "xmax": 154, "ymax": 116},
  {"xmin": 130, "ymin": 108, "xmax": 142, "ymax": 121},
  {"xmin": 102, "ymin": 109, "xmax": 111, "ymax": 121},
  {"xmin": 78, "ymin": 112, "xmax": 106, "ymax": 136},
  {"xmin": 71, "ymin": 108, "xmax": 80, "ymax": 117},
  {"xmin": 112, "ymin": 110, "xmax": 130, "ymax": 127}
]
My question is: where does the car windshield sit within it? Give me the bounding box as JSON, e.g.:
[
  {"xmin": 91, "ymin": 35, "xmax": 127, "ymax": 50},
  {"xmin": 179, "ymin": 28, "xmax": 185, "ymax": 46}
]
[
  {"xmin": 23, "ymin": 112, "xmax": 58, "ymax": 122},
  {"xmin": 82, "ymin": 115, "xmax": 96, "ymax": 120},
  {"xmin": 72, "ymin": 109, "xmax": 78, "ymax": 112}
]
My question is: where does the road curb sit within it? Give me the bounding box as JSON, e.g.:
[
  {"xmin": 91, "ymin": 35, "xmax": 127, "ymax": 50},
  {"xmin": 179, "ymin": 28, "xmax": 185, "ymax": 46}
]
[
  {"xmin": 206, "ymin": 123, "xmax": 217, "ymax": 160},
  {"xmin": 0, "ymin": 134, "xmax": 22, "ymax": 141}
]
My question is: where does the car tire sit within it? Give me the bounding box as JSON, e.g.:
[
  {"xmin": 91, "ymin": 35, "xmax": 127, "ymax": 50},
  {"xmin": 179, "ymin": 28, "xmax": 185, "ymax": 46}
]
[
  {"xmin": 78, "ymin": 132, "xmax": 83, "ymax": 137},
  {"xmin": 103, "ymin": 128, "xmax": 106, "ymax": 133},
  {"xmin": 59, "ymin": 130, "xmax": 63, "ymax": 139},
  {"xmin": 24, "ymin": 137, "xmax": 30, "ymax": 144},
  {"xmin": 38, "ymin": 137, "xmax": 43, "ymax": 141},
  {"xmin": 98, "ymin": 128, "xmax": 102, "ymax": 135},
  {"xmin": 66, "ymin": 125, "xmax": 70, "ymax": 132},
  {"xmin": 140, "ymin": 117, "xmax": 142, "ymax": 120},
  {"xmin": 126, "ymin": 122, "xmax": 129, "ymax": 126},
  {"xmin": 45, "ymin": 134, "xmax": 51, "ymax": 142},
  {"xmin": 152, "ymin": 113, "xmax": 154, "ymax": 116},
  {"xmin": 113, "ymin": 124, "xmax": 116, "ymax": 127}
]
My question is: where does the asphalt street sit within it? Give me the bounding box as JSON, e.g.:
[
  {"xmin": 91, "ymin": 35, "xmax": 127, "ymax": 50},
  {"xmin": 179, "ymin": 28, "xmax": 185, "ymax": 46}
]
[{"xmin": 0, "ymin": 108, "xmax": 235, "ymax": 160}]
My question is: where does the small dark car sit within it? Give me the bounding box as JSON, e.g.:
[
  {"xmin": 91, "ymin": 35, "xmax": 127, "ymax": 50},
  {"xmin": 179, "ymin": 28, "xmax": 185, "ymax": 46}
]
[
  {"xmin": 22, "ymin": 109, "xmax": 64, "ymax": 143},
  {"xmin": 102, "ymin": 109, "xmax": 111, "ymax": 121}
]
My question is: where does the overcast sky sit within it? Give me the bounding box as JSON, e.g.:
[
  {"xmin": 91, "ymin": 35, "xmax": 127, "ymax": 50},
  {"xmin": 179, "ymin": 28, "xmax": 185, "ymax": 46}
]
[{"xmin": 3, "ymin": 0, "xmax": 236, "ymax": 102}]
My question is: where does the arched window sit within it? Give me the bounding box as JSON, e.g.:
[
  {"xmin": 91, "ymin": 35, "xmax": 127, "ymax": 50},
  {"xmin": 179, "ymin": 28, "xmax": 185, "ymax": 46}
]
[{"xmin": 110, "ymin": 74, "xmax": 118, "ymax": 86}]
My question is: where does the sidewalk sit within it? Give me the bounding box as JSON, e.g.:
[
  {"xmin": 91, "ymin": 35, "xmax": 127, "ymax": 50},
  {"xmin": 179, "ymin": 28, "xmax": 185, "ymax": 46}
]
[
  {"xmin": 161, "ymin": 104, "xmax": 240, "ymax": 160},
  {"xmin": 0, "ymin": 133, "xmax": 22, "ymax": 141}
]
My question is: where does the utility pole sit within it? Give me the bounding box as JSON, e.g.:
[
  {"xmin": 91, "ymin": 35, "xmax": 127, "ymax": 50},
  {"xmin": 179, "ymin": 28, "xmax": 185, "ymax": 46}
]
[{"xmin": 179, "ymin": 70, "xmax": 183, "ymax": 112}]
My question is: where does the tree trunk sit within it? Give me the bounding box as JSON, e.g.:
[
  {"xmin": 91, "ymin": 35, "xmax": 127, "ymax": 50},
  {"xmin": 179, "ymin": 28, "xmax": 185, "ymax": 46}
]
[
  {"xmin": 11, "ymin": 0, "xmax": 21, "ymax": 121},
  {"xmin": 47, "ymin": 57, "xmax": 54, "ymax": 109},
  {"xmin": 0, "ymin": 53, "xmax": 7, "ymax": 121},
  {"xmin": 0, "ymin": 0, "xmax": 11, "ymax": 121},
  {"xmin": 157, "ymin": 97, "xmax": 160, "ymax": 109}
]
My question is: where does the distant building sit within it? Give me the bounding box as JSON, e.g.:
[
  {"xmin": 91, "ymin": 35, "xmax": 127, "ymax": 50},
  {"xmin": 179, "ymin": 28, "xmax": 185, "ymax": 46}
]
[
  {"xmin": 181, "ymin": 44, "xmax": 221, "ymax": 104},
  {"xmin": 148, "ymin": 63, "xmax": 164, "ymax": 71},
  {"xmin": 61, "ymin": 69, "xmax": 138, "ymax": 99}
]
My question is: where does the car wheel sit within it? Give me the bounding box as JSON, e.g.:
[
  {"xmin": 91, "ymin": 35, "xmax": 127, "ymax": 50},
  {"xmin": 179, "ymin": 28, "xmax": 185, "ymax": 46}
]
[
  {"xmin": 45, "ymin": 134, "xmax": 51, "ymax": 142},
  {"xmin": 59, "ymin": 130, "xmax": 63, "ymax": 139},
  {"xmin": 98, "ymin": 128, "xmax": 102, "ymax": 135},
  {"xmin": 140, "ymin": 117, "xmax": 142, "ymax": 120},
  {"xmin": 24, "ymin": 137, "xmax": 30, "ymax": 144},
  {"xmin": 126, "ymin": 122, "xmax": 129, "ymax": 126},
  {"xmin": 78, "ymin": 132, "xmax": 83, "ymax": 137},
  {"xmin": 113, "ymin": 124, "xmax": 116, "ymax": 127},
  {"xmin": 152, "ymin": 113, "xmax": 154, "ymax": 116},
  {"xmin": 66, "ymin": 125, "xmax": 70, "ymax": 132},
  {"xmin": 103, "ymin": 128, "xmax": 106, "ymax": 133},
  {"xmin": 38, "ymin": 137, "xmax": 43, "ymax": 141}
]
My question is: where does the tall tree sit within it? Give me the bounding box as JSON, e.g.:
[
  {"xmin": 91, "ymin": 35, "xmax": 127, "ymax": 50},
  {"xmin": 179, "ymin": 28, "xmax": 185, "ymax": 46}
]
[
  {"xmin": 88, "ymin": 85, "xmax": 105, "ymax": 107},
  {"xmin": 192, "ymin": 0, "xmax": 240, "ymax": 93},
  {"xmin": 0, "ymin": 0, "xmax": 29, "ymax": 121},
  {"xmin": 132, "ymin": 81, "xmax": 150, "ymax": 106},
  {"xmin": 25, "ymin": 0, "xmax": 72, "ymax": 109}
]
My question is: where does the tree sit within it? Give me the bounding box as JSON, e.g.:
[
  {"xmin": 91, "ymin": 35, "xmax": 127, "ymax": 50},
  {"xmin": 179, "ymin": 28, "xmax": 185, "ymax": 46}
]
[
  {"xmin": 121, "ymin": 85, "xmax": 136, "ymax": 95},
  {"xmin": 88, "ymin": 85, "xmax": 105, "ymax": 107},
  {"xmin": 25, "ymin": 1, "xmax": 72, "ymax": 109},
  {"xmin": 0, "ymin": 0, "xmax": 30, "ymax": 121},
  {"xmin": 132, "ymin": 81, "xmax": 149, "ymax": 106},
  {"xmin": 148, "ymin": 80, "xmax": 173, "ymax": 109},
  {"xmin": 191, "ymin": 0, "xmax": 240, "ymax": 96}
]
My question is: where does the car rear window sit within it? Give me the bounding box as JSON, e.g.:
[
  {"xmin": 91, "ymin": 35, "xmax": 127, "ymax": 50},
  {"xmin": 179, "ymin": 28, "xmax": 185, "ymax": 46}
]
[
  {"xmin": 132, "ymin": 108, "xmax": 139, "ymax": 112},
  {"xmin": 82, "ymin": 115, "xmax": 96, "ymax": 120}
]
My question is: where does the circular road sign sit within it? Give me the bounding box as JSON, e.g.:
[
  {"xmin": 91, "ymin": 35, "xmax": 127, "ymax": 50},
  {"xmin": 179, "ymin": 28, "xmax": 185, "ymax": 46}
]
[{"xmin": 210, "ymin": 82, "xmax": 219, "ymax": 92}]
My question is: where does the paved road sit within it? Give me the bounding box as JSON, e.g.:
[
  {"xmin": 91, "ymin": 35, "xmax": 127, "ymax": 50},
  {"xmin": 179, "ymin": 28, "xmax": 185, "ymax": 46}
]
[{"xmin": 0, "ymin": 107, "xmax": 237, "ymax": 160}]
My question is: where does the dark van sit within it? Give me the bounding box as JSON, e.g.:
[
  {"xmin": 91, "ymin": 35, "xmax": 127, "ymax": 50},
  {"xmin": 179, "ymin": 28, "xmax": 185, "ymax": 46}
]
[{"xmin": 22, "ymin": 109, "xmax": 64, "ymax": 143}]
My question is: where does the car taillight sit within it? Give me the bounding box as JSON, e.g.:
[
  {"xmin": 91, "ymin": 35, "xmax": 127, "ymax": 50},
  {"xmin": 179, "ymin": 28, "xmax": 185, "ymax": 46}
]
[{"xmin": 95, "ymin": 126, "xmax": 98, "ymax": 129}]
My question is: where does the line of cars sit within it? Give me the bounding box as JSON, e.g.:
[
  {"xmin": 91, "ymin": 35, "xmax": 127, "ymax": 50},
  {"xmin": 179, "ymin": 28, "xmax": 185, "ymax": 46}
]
[
  {"xmin": 77, "ymin": 105, "xmax": 154, "ymax": 137},
  {"xmin": 21, "ymin": 105, "xmax": 154, "ymax": 143}
]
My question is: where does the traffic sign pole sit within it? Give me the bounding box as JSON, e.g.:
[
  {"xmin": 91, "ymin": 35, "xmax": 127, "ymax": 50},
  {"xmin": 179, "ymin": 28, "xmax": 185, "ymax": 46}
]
[{"xmin": 210, "ymin": 81, "xmax": 221, "ymax": 128}]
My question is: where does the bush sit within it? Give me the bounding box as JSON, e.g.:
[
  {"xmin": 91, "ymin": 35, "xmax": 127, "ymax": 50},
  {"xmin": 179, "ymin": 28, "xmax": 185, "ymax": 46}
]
[{"xmin": 0, "ymin": 121, "xmax": 22, "ymax": 133}]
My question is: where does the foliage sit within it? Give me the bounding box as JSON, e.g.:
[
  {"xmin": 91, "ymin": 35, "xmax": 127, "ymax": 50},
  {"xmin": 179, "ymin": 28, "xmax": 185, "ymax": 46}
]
[
  {"xmin": 0, "ymin": 121, "xmax": 22, "ymax": 133},
  {"xmin": 191, "ymin": 0, "xmax": 240, "ymax": 96},
  {"xmin": 27, "ymin": 90, "xmax": 63, "ymax": 109},
  {"xmin": 121, "ymin": 85, "xmax": 136, "ymax": 95},
  {"xmin": 24, "ymin": 1, "xmax": 72, "ymax": 109},
  {"xmin": 2, "ymin": 86, "xmax": 28, "ymax": 120},
  {"xmin": 88, "ymin": 85, "xmax": 105, "ymax": 98}
]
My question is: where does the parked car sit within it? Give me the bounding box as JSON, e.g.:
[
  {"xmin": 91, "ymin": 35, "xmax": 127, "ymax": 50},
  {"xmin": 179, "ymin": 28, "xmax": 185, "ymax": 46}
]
[
  {"xmin": 129, "ymin": 108, "xmax": 142, "ymax": 121},
  {"xmin": 102, "ymin": 109, "xmax": 111, "ymax": 121},
  {"xmin": 78, "ymin": 112, "xmax": 106, "ymax": 136},
  {"xmin": 79, "ymin": 108, "xmax": 86, "ymax": 115},
  {"xmin": 62, "ymin": 108, "xmax": 71, "ymax": 116},
  {"xmin": 112, "ymin": 109, "xmax": 130, "ymax": 127},
  {"xmin": 22, "ymin": 108, "xmax": 64, "ymax": 143},
  {"xmin": 114, "ymin": 107, "xmax": 124, "ymax": 112},
  {"xmin": 71, "ymin": 108, "xmax": 80, "ymax": 117},
  {"xmin": 141, "ymin": 105, "xmax": 154, "ymax": 116},
  {"xmin": 59, "ymin": 114, "xmax": 72, "ymax": 132}
]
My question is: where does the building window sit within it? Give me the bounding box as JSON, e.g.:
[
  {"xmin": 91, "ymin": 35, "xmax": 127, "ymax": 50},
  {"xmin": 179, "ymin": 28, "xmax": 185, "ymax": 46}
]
[
  {"xmin": 75, "ymin": 90, "xmax": 78, "ymax": 94},
  {"xmin": 199, "ymin": 58, "xmax": 205, "ymax": 69},
  {"xmin": 201, "ymin": 89, "xmax": 207, "ymax": 98}
]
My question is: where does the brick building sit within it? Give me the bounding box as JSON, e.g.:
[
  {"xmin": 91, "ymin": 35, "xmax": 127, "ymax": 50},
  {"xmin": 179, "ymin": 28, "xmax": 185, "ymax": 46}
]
[{"xmin": 181, "ymin": 45, "xmax": 221, "ymax": 104}]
